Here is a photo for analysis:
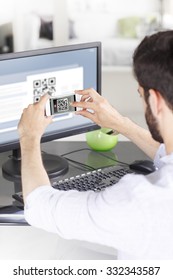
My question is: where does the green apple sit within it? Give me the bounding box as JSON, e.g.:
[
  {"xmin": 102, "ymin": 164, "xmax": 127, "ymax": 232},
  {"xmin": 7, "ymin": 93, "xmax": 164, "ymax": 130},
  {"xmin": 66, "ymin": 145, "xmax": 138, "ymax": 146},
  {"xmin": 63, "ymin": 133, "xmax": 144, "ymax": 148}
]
[{"xmin": 86, "ymin": 128, "xmax": 118, "ymax": 151}]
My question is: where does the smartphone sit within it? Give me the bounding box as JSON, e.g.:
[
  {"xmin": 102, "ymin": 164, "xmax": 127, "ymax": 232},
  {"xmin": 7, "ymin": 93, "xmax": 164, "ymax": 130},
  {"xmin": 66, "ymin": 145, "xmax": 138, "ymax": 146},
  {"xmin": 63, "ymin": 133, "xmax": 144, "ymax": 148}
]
[{"xmin": 45, "ymin": 94, "xmax": 76, "ymax": 116}]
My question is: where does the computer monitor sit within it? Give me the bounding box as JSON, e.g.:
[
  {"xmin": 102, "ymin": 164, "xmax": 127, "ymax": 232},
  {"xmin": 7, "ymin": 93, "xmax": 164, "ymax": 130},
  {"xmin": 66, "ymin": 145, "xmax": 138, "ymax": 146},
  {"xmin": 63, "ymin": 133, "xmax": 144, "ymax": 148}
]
[{"xmin": 0, "ymin": 42, "xmax": 101, "ymax": 181}]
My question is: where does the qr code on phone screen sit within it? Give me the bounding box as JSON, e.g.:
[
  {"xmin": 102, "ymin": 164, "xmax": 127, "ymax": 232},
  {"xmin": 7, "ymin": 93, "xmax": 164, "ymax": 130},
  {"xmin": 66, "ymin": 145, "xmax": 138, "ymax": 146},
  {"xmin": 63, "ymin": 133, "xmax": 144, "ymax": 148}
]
[{"xmin": 57, "ymin": 98, "xmax": 69, "ymax": 112}]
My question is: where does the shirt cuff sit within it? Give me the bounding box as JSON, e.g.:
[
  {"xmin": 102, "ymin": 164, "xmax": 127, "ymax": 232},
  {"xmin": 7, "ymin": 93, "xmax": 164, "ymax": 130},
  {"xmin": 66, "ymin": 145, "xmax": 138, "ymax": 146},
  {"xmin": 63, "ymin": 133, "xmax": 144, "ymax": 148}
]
[{"xmin": 25, "ymin": 185, "xmax": 51, "ymax": 209}]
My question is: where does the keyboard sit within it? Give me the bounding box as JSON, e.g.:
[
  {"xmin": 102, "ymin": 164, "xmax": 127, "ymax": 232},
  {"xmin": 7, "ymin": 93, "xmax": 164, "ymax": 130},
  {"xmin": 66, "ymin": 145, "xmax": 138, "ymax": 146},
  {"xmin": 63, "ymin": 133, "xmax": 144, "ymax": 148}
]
[
  {"xmin": 12, "ymin": 165, "xmax": 132, "ymax": 204},
  {"xmin": 52, "ymin": 165, "xmax": 131, "ymax": 191}
]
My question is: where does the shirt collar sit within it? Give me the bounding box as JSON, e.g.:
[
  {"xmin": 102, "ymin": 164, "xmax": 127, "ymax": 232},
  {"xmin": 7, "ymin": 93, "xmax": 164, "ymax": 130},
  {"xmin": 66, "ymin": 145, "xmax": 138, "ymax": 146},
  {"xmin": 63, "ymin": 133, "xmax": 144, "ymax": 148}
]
[{"xmin": 160, "ymin": 152, "xmax": 173, "ymax": 164}]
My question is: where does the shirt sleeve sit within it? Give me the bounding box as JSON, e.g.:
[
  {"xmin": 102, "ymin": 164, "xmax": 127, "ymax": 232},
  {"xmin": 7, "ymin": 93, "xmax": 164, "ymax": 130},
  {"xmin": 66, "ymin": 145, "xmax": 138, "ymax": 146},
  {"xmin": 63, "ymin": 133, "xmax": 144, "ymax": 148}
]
[
  {"xmin": 153, "ymin": 143, "xmax": 166, "ymax": 169},
  {"xmin": 24, "ymin": 173, "xmax": 154, "ymax": 257}
]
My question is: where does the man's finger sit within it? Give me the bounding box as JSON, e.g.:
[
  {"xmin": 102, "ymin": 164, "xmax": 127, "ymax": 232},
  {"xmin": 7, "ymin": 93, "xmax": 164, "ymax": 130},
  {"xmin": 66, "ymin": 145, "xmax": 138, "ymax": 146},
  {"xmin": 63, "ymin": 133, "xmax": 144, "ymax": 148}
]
[
  {"xmin": 75, "ymin": 110, "xmax": 96, "ymax": 122},
  {"xmin": 81, "ymin": 95, "xmax": 92, "ymax": 102},
  {"xmin": 72, "ymin": 101, "xmax": 96, "ymax": 111},
  {"xmin": 38, "ymin": 94, "xmax": 50, "ymax": 108},
  {"xmin": 75, "ymin": 88, "xmax": 99, "ymax": 99}
]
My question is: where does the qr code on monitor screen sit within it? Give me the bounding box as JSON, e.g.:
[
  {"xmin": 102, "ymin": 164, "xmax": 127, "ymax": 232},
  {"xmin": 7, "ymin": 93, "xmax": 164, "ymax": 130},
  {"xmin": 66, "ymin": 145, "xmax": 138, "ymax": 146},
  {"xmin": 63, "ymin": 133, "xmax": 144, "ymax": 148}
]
[
  {"xmin": 57, "ymin": 98, "xmax": 69, "ymax": 112},
  {"xmin": 33, "ymin": 77, "xmax": 56, "ymax": 102}
]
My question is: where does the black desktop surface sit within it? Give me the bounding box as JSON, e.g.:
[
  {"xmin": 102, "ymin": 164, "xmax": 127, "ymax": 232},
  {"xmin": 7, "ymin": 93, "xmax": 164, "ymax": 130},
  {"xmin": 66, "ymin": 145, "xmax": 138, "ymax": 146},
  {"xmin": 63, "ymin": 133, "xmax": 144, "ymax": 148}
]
[{"xmin": 0, "ymin": 140, "xmax": 149, "ymax": 224}]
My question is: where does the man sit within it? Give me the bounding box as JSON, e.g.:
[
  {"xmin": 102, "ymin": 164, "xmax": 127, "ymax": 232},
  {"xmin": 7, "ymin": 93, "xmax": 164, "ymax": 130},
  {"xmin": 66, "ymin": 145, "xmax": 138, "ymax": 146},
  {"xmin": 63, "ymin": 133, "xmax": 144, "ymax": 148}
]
[{"xmin": 18, "ymin": 31, "xmax": 173, "ymax": 259}]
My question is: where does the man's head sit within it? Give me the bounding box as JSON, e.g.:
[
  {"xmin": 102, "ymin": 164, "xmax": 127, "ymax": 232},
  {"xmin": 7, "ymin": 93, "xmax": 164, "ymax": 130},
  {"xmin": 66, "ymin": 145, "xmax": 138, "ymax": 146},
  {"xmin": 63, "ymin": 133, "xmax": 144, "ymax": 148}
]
[{"xmin": 133, "ymin": 31, "xmax": 173, "ymax": 143}]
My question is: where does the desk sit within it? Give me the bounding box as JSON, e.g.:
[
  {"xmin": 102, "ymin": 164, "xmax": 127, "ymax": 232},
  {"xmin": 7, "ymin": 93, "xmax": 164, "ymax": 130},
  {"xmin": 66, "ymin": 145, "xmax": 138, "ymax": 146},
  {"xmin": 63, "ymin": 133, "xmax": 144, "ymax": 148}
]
[{"xmin": 0, "ymin": 141, "xmax": 149, "ymax": 259}]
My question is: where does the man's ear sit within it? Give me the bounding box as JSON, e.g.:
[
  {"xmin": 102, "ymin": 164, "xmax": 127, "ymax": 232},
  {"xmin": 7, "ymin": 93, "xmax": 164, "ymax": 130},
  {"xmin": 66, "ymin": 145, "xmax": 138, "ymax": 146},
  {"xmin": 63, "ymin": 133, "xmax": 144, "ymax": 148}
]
[{"xmin": 148, "ymin": 89, "xmax": 162, "ymax": 117}]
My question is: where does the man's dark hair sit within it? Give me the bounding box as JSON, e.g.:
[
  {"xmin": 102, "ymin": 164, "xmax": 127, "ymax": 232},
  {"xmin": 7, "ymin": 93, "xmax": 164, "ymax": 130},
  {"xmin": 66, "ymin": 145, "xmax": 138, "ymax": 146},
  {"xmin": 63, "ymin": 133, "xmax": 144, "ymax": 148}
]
[{"xmin": 133, "ymin": 30, "xmax": 173, "ymax": 109}]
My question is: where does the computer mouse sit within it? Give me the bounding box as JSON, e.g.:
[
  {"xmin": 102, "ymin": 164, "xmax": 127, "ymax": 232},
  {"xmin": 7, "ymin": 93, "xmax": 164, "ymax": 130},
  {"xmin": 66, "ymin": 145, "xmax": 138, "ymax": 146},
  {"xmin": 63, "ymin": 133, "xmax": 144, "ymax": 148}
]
[{"xmin": 129, "ymin": 159, "xmax": 156, "ymax": 174}]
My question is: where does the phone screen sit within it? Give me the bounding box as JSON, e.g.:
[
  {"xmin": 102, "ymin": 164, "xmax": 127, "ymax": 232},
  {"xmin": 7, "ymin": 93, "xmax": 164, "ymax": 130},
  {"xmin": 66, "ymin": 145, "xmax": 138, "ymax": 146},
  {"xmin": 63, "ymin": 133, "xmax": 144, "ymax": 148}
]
[{"xmin": 50, "ymin": 94, "xmax": 76, "ymax": 115}]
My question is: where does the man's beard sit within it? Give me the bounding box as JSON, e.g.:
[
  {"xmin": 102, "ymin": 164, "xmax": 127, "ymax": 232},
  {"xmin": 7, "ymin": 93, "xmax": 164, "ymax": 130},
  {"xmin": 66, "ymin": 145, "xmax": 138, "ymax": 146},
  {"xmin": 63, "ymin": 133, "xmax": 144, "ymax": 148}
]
[{"xmin": 145, "ymin": 103, "xmax": 163, "ymax": 143}]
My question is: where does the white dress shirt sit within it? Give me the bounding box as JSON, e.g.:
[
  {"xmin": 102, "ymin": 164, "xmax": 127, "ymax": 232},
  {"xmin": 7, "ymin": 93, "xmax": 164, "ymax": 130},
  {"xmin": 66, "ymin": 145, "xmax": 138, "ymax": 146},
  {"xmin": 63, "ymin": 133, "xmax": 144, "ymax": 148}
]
[{"xmin": 25, "ymin": 144, "xmax": 173, "ymax": 259}]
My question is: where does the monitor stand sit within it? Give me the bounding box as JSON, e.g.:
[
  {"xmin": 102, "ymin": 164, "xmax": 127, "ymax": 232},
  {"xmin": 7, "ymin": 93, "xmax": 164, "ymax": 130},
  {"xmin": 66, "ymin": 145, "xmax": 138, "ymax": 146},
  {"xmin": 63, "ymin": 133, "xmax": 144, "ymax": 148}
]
[{"xmin": 2, "ymin": 148, "xmax": 69, "ymax": 183}]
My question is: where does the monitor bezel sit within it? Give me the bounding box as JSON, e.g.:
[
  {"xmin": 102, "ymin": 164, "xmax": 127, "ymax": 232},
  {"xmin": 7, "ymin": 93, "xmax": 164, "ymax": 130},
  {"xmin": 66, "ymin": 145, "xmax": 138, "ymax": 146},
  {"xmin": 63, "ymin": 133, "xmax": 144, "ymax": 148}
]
[{"xmin": 0, "ymin": 42, "xmax": 101, "ymax": 152}]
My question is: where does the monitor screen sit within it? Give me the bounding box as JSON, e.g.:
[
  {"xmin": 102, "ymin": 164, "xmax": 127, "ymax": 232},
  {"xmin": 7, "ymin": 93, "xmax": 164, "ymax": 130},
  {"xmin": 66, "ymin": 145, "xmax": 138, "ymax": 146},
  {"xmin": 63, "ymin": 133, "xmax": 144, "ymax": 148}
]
[
  {"xmin": 0, "ymin": 42, "xmax": 101, "ymax": 180},
  {"xmin": 0, "ymin": 42, "xmax": 101, "ymax": 152}
]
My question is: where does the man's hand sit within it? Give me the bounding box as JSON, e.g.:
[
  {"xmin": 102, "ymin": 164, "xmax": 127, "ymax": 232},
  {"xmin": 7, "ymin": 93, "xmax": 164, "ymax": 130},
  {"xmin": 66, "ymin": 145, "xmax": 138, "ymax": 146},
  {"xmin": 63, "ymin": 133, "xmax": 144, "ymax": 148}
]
[
  {"xmin": 72, "ymin": 88, "xmax": 126, "ymax": 134},
  {"xmin": 18, "ymin": 94, "xmax": 53, "ymax": 142},
  {"xmin": 18, "ymin": 94, "xmax": 52, "ymax": 200},
  {"xmin": 72, "ymin": 88, "xmax": 160, "ymax": 159}
]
